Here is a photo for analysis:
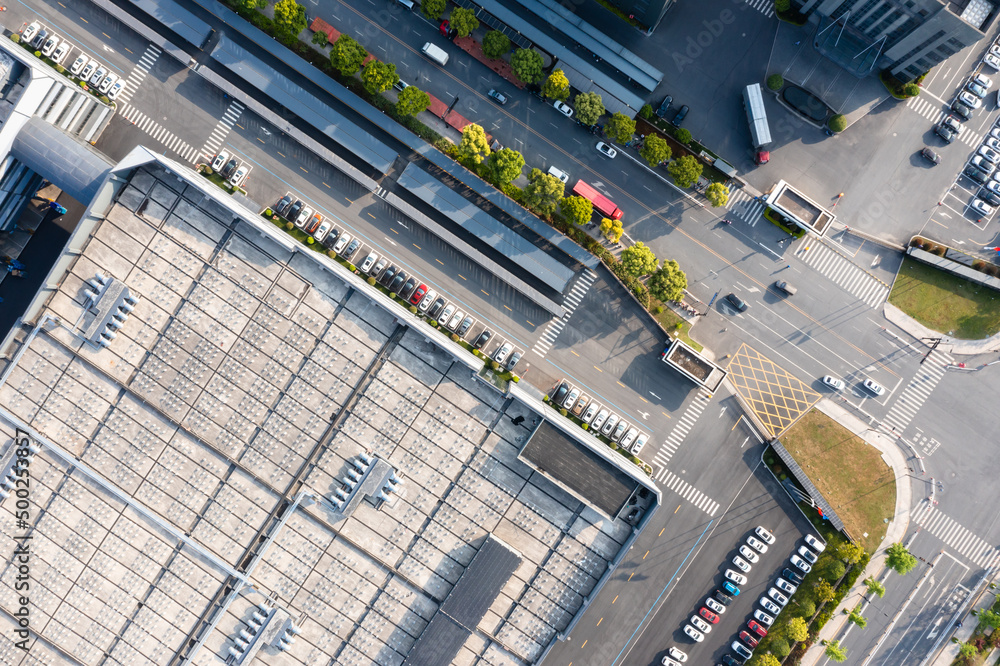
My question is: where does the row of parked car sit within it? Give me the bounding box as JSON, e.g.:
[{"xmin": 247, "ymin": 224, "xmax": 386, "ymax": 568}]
[
  {"xmin": 271, "ymin": 192, "xmax": 524, "ymax": 369},
  {"xmin": 550, "ymin": 380, "xmax": 649, "ymax": 453},
  {"xmin": 210, "ymin": 150, "xmax": 252, "ymax": 188},
  {"xmin": 21, "ymin": 21, "xmax": 125, "ymax": 100}
]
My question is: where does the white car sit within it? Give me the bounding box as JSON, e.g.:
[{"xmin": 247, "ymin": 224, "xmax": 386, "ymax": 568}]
[
  {"xmin": 984, "ymin": 53, "xmax": 1000, "ymax": 71},
  {"xmin": 790, "ymin": 554, "xmax": 813, "ymax": 573},
  {"xmin": 547, "ymin": 165, "xmax": 569, "ymax": 183},
  {"xmin": 798, "ymin": 545, "xmax": 819, "ymax": 563},
  {"xmin": 295, "ymin": 206, "xmax": 314, "ymax": 228},
  {"xmin": 725, "ymin": 569, "xmax": 747, "ymax": 585},
  {"xmin": 620, "ymin": 428, "xmax": 639, "ymax": 450},
  {"xmin": 70, "ymin": 54, "xmax": 88, "ymax": 75},
  {"xmin": 359, "ymin": 252, "xmax": 378, "ymax": 273},
  {"xmin": 668, "ymin": 646, "xmax": 688, "ymax": 662},
  {"xmin": 107, "ymin": 80, "xmax": 125, "ymax": 100},
  {"xmin": 747, "ymin": 536, "xmax": 768, "ymax": 553},
  {"xmin": 755, "ymin": 526, "xmax": 776, "ymax": 545},
  {"xmin": 973, "ymin": 198, "xmax": 996, "ymax": 217},
  {"xmin": 51, "ymin": 42, "xmax": 70, "ymax": 64},
  {"xmin": 631, "ymin": 433, "xmax": 649, "ymax": 454},
  {"xmin": 980, "ymin": 145, "xmax": 1000, "ymax": 163},
  {"xmin": 418, "ymin": 290, "xmax": 437, "ymax": 311},
  {"xmin": 601, "ymin": 414, "xmax": 620, "ymax": 436},
  {"xmin": 591, "ymin": 409, "xmax": 610, "ymax": 431},
  {"xmin": 553, "ymin": 101, "xmax": 573, "ymax": 118},
  {"xmin": 229, "ymin": 164, "xmax": 249, "ymax": 187},
  {"xmin": 581, "ymin": 402, "xmax": 600, "ymax": 424},
  {"xmin": 438, "ymin": 303, "xmax": 456, "ymax": 325},
  {"xmin": 768, "ymin": 588, "xmax": 789, "ymax": 606},
  {"xmin": 79, "ymin": 59, "xmax": 98, "ymax": 82},
  {"xmin": 977, "ymin": 72, "xmax": 995, "ymax": 89},
  {"xmin": 739, "ymin": 544, "xmax": 760, "ymax": 563},
  {"xmin": 754, "ymin": 609, "xmax": 774, "ymax": 626},
  {"xmin": 40, "ymin": 36, "xmax": 60, "ymax": 57},
  {"xmin": 98, "ymin": 73, "xmax": 118, "ymax": 94},
  {"xmin": 987, "ymin": 180, "xmax": 1000, "ymax": 196},
  {"xmin": 332, "ymin": 232, "xmax": 351, "ymax": 254},
  {"xmin": 683, "ymin": 624, "xmax": 703, "ymax": 642},
  {"xmin": 704, "ymin": 597, "xmax": 725, "ymax": 615},
  {"xmin": 661, "ymin": 659, "xmax": 680, "ymax": 666},
  {"xmin": 22, "ymin": 22, "xmax": 40, "ymax": 45},
  {"xmin": 732, "ymin": 556, "xmax": 751, "ymax": 573},
  {"xmin": 494, "ymin": 342, "xmax": 513, "ymax": 365},
  {"xmin": 596, "ymin": 141, "xmax": 617, "ymax": 158},
  {"xmin": 89, "ymin": 66, "xmax": 108, "ymax": 87},
  {"xmin": 959, "ymin": 91, "xmax": 982, "ymax": 108},
  {"xmin": 862, "ymin": 378, "xmax": 886, "ymax": 396},
  {"xmin": 775, "ymin": 578, "xmax": 797, "ymax": 595},
  {"xmin": 312, "ymin": 219, "xmax": 333, "ymax": 243},
  {"xmin": 760, "ymin": 598, "xmax": 782, "ymax": 615},
  {"xmin": 611, "ymin": 420, "xmax": 629, "ymax": 442},
  {"xmin": 822, "ymin": 375, "xmax": 845, "ymax": 391},
  {"xmin": 689, "ymin": 616, "xmax": 711, "ymax": 634},
  {"xmin": 211, "ymin": 151, "xmax": 230, "ymax": 172},
  {"xmin": 804, "ymin": 534, "xmax": 826, "ymax": 552},
  {"xmin": 563, "ymin": 387, "xmax": 580, "ymax": 411},
  {"xmin": 448, "ymin": 310, "xmax": 465, "ymax": 331}
]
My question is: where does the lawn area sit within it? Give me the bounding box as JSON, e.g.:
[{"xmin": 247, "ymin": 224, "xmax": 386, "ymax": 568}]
[
  {"xmin": 650, "ymin": 298, "xmax": 703, "ymax": 352},
  {"xmin": 781, "ymin": 409, "xmax": 895, "ymax": 554},
  {"xmin": 889, "ymin": 257, "xmax": 1000, "ymax": 340}
]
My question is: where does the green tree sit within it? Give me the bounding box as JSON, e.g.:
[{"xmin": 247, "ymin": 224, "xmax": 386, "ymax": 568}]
[
  {"xmin": 600, "ymin": 217, "xmax": 623, "ymax": 243},
  {"xmin": 829, "ymin": 114, "xmax": 847, "ymax": 133},
  {"xmin": 847, "ymin": 605, "xmax": 868, "ymax": 628},
  {"xmin": 836, "ymin": 541, "xmax": 865, "ymax": 564},
  {"xmin": 458, "ymin": 124, "xmax": 491, "ymax": 164},
  {"xmin": 863, "ymin": 577, "xmax": 886, "ymax": 598},
  {"xmin": 786, "ymin": 616, "xmax": 809, "ymax": 642},
  {"xmin": 241, "ymin": 0, "xmax": 266, "ymax": 10},
  {"xmin": 648, "ymin": 260, "xmax": 687, "ymax": 302},
  {"xmin": 824, "ymin": 559, "xmax": 847, "ymax": 582},
  {"xmin": 674, "ymin": 127, "xmax": 692, "ymax": 144},
  {"xmin": 559, "ymin": 195, "xmax": 593, "ymax": 226},
  {"xmin": 814, "ymin": 579, "xmax": 836, "ymax": 603},
  {"xmin": 362, "ymin": 61, "xmax": 399, "ymax": 95},
  {"xmin": 797, "ymin": 598, "xmax": 816, "ymax": 617},
  {"xmin": 573, "ymin": 91, "xmax": 605, "ymax": 126},
  {"xmin": 330, "ymin": 34, "xmax": 368, "ymax": 76},
  {"xmin": 705, "ymin": 182, "xmax": 729, "ymax": 207},
  {"xmin": 421, "ymin": 0, "xmax": 446, "ymax": 20},
  {"xmin": 959, "ymin": 642, "xmax": 979, "ymax": 659},
  {"xmin": 396, "ymin": 85, "xmax": 430, "ymax": 116},
  {"xmin": 770, "ymin": 638, "xmax": 791, "ymax": 658},
  {"xmin": 311, "ymin": 31, "xmax": 328, "ymax": 47},
  {"xmin": 824, "ymin": 639, "xmax": 848, "ymax": 662},
  {"xmin": 903, "ymin": 82, "xmax": 920, "ymax": 97},
  {"xmin": 639, "ymin": 103, "xmax": 653, "ymax": 120},
  {"xmin": 753, "ymin": 656, "xmax": 781, "ymax": 666},
  {"xmin": 487, "ymin": 148, "xmax": 525, "ymax": 185},
  {"xmin": 767, "ymin": 73, "xmax": 784, "ymax": 91},
  {"xmin": 273, "ymin": 0, "xmax": 307, "ymax": 41},
  {"xmin": 449, "ymin": 7, "xmax": 479, "ymax": 38},
  {"xmin": 510, "ymin": 48, "xmax": 544, "ymax": 84},
  {"xmin": 775, "ymin": 0, "xmax": 790, "ymax": 11},
  {"xmin": 523, "ymin": 168, "xmax": 564, "ymax": 216},
  {"xmin": 621, "ymin": 242, "xmax": 657, "ymax": 277},
  {"xmin": 640, "ymin": 134, "xmax": 670, "ymax": 167},
  {"xmin": 886, "ymin": 542, "xmax": 917, "ymax": 575},
  {"xmin": 667, "ymin": 155, "xmax": 703, "ymax": 188},
  {"xmin": 481, "ymin": 30, "xmax": 510, "ymax": 59},
  {"xmin": 606, "ymin": 112, "xmax": 636, "ymax": 143},
  {"xmin": 541, "ymin": 69, "xmax": 571, "ymax": 102},
  {"xmin": 979, "ymin": 609, "xmax": 1000, "ymax": 630}
]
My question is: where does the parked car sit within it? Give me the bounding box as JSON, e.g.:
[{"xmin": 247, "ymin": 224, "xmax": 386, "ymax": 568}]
[
  {"xmin": 552, "ymin": 381, "xmax": 569, "ymax": 405},
  {"xmin": 804, "ymin": 534, "xmax": 826, "ymax": 552},
  {"xmin": 690, "ymin": 616, "xmax": 712, "ymax": 633},
  {"xmin": 747, "ymin": 619, "xmax": 768, "ymax": 637},
  {"xmin": 798, "ymin": 545, "xmax": 819, "ymax": 563},
  {"xmin": 380, "ymin": 263, "xmax": 399, "ymax": 287},
  {"xmin": 611, "ymin": 420, "xmax": 629, "ymax": 441},
  {"xmin": 79, "ymin": 58, "xmax": 98, "ymax": 82},
  {"xmin": 967, "ymin": 81, "xmax": 989, "ymax": 98},
  {"xmin": 99, "ymin": 73, "xmax": 118, "ymax": 94},
  {"xmin": 473, "ymin": 329, "xmax": 492, "ymax": 349},
  {"xmin": 723, "ymin": 581, "xmax": 741, "ymax": 596},
  {"xmin": 732, "ymin": 642, "xmax": 754, "ymax": 661},
  {"xmin": 332, "ymin": 232, "xmax": 351, "ymax": 254},
  {"xmin": 211, "ymin": 151, "xmax": 231, "ymax": 173},
  {"xmin": 965, "ymin": 166, "xmax": 990, "ymax": 185},
  {"xmin": 683, "ymin": 625, "xmax": 703, "ymax": 642},
  {"xmin": 980, "ymin": 145, "xmax": 1000, "ymax": 163},
  {"xmin": 667, "ymin": 646, "xmax": 688, "ymax": 662},
  {"xmin": 591, "ymin": 409, "xmax": 610, "ymax": 431},
  {"xmin": 494, "ymin": 342, "xmax": 513, "ymax": 364},
  {"xmin": 959, "ymin": 91, "xmax": 982, "ymax": 108},
  {"xmin": 972, "ymin": 198, "xmax": 996, "ymax": 216},
  {"xmin": 563, "ymin": 387, "xmax": 581, "ymax": 411},
  {"xmin": 506, "ymin": 351, "xmax": 522, "ymax": 370},
  {"xmin": 620, "ymin": 428, "xmax": 638, "ymax": 450},
  {"xmin": 739, "ymin": 630, "xmax": 759, "ymax": 648},
  {"xmin": 229, "ymin": 164, "xmax": 249, "ymax": 188},
  {"xmin": 699, "ymin": 608, "xmax": 720, "ymax": 624},
  {"xmin": 822, "ymin": 375, "xmax": 845, "ymax": 391},
  {"xmin": 22, "ymin": 22, "xmax": 41, "ymax": 45},
  {"xmin": 782, "ymin": 568, "xmax": 804, "ymax": 585},
  {"xmin": 789, "ymin": 554, "xmax": 812, "ymax": 573},
  {"xmin": 89, "ymin": 65, "xmax": 108, "ymax": 87},
  {"xmin": 51, "ymin": 42, "xmax": 70, "ymax": 64},
  {"xmin": 714, "ymin": 590, "xmax": 733, "ymax": 605},
  {"xmin": 31, "ymin": 28, "xmax": 48, "ymax": 49},
  {"xmin": 760, "ymin": 598, "xmax": 781, "ymax": 615},
  {"xmin": 399, "ymin": 277, "xmax": 419, "ymax": 300},
  {"xmin": 417, "ymin": 288, "xmax": 437, "ymax": 310},
  {"xmin": 221, "ymin": 157, "xmax": 239, "ymax": 178},
  {"xmin": 976, "ymin": 72, "xmax": 996, "ymax": 89},
  {"xmin": 371, "ymin": 256, "xmax": 388, "ymax": 277},
  {"xmin": 41, "ymin": 35, "xmax": 60, "ymax": 57},
  {"xmin": 920, "ymin": 147, "xmax": 941, "ymax": 165},
  {"xmin": 554, "ymin": 101, "xmax": 573, "ymax": 118},
  {"xmin": 774, "ymin": 578, "xmax": 797, "ymax": 595},
  {"xmin": 768, "ymin": 588, "xmax": 789, "ymax": 606},
  {"xmin": 631, "ymin": 433, "xmax": 649, "ymax": 454},
  {"xmin": 725, "ymin": 569, "xmax": 747, "ymax": 585},
  {"xmin": 747, "ymin": 536, "xmax": 768, "ymax": 553},
  {"xmin": 952, "ymin": 100, "xmax": 973, "ymax": 120},
  {"xmin": 457, "ymin": 316, "xmax": 474, "ymax": 336},
  {"xmin": 984, "ymin": 53, "xmax": 1000, "ymax": 71},
  {"xmin": 935, "ymin": 123, "xmax": 956, "ymax": 143},
  {"xmin": 312, "ymin": 219, "xmax": 333, "ymax": 243},
  {"xmin": 739, "ymin": 544, "xmax": 760, "ymax": 563},
  {"xmin": 755, "ymin": 526, "xmax": 775, "ymax": 544},
  {"xmin": 342, "ymin": 238, "xmax": 361, "ymax": 259},
  {"xmin": 322, "ymin": 227, "xmax": 340, "ymax": 250},
  {"xmin": 487, "ymin": 88, "xmax": 508, "ymax": 105},
  {"xmin": 671, "ymin": 104, "xmax": 689, "ymax": 126},
  {"xmin": 447, "ymin": 312, "xmax": 466, "ymax": 334},
  {"xmin": 732, "ymin": 556, "xmax": 751, "ymax": 573},
  {"xmin": 409, "ymin": 283, "xmax": 428, "ymax": 305},
  {"xmin": 753, "ymin": 609, "xmax": 774, "ymax": 626},
  {"xmin": 303, "ymin": 213, "xmax": 323, "ymax": 234},
  {"xmin": 427, "ymin": 297, "xmax": 446, "ymax": 318},
  {"xmin": 704, "ymin": 598, "xmax": 726, "ymax": 615},
  {"xmin": 600, "ymin": 413, "xmax": 620, "ymax": 436},
  {"xmin": 70, "ymin": 53, "xmax": 88, "ymax": 75},
  {"xmin": 862, "ymin": 378, "xmax": 886, "ymax": 396},
  {"xmin": 438, "ymin": 302, "xmax": 456, "ymax": 325},
  {"xmin": 596, "ymin": 141, "xmax": 617, "ymax": 158}
]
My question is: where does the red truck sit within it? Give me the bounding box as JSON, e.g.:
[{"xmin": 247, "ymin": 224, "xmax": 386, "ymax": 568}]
[{"xmin": 572, "ymin": 180, "xmax": 623, "ymax": 220}]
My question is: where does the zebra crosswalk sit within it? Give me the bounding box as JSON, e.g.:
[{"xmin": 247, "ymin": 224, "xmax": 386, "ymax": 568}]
[
  {"xmin": 912, "ymin": 502, "xmax": 1000, "ymax": 569},
  {"xmin": 655, "ymin": 469, "xmax": 720, "ymax": 516},
  {"xmin": 531, "ymin": 270, "xmax": 597, "ymax": 358},
  {"xmin": 115, "ymin": 44, "xmax": 160, "ymax": 106},
  {"xmin": 880, "ymin": 349, "xmax": 951, "ymax": 436},
  {"xmin": 794, "ymin": 242, "xmax": 889, "ymax": 307},
  {"xmin": 651, "ymin": 392, "xmax": 711, "ymax": 469},
  {"xmin": 118, "ymin": 104, "xmax": 201, "ymax": 163},
  {"xmin": 741, "ymin": 0, "xmax": 775, "ymax": 17},
  {"xmin": 200, "ymin": 100, "xmax": 247, "ymax": 164},
  {"xmin": 906, "ymin": 97, "xmax": 982, "ymax": 147},
  {"xmin": 726, "ymin": 189, "xmax": 765, "ymax": 225}
]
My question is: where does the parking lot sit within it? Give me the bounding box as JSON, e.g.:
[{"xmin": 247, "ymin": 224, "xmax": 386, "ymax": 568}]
[
  {"xmin": 547, "ymin": 378, "xmax": 651, "ymax": 458},
  {"xmin": 20, "ymin": 19, "xmax": 126, "ymax": 100}
]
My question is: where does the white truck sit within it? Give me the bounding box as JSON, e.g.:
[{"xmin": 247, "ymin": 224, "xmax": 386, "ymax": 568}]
[
  {"xmin": 743, "ymin": 83, "xmax": 772, "ymax": 164},
  {"xmin": 421, "ymin": 42, "xmax": 449, "ymax": 66}
]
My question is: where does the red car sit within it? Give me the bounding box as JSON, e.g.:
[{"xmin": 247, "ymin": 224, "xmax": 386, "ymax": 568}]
[
  {"xmin": 439, "ymin": 19, "xmax": 450, "ymax": 36},
  {"xmin": 699, "ymin": 607, "xmax": 719, "ymax": 624},
  {"xmin": 409, "ymin": 284, "xmax": 428, "ymax": 305},
  {"xmin": 747, "ymin": 620, "xmax": 768, "ymax": 637},
  {"xmin": 739, "ymin": 630, "xmax": 759, "ymax": 648}
]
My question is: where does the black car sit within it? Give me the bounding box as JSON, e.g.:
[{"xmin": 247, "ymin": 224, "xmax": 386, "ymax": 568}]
[
  {"xmin": 487, "ymin": 89, "xmax": 508, "ymax": 105},
  {"xmin": 457, "ymin": 316, "xmax": 474, "ymax": 336},
  {"xmin": 714, "ymin": 590, "xmax": 733, "ymax": 605},
  {"xmin": 655, "ymin": 95, "xmax": 673, "ymax": 118},
  {"xmin": 286, "ymin": 200, "xmax": 303, "ymax": 221},
  {"xmin": 474, "ymin": 329, "xmax": 492, "ymax": 349},
  {"xmin": 935, "ymin": 124, "xmax": 956, "ymax": 143},
  {"xmin": 221, "ymin": 158, "xmax": 239, "ymax": 178},
  {"xmin": 321, "ymin": 227, "xmax": 340, "ymax": 249},
  {"xmin": 725, "ymin": 293, "xmax": 749, "ymax": 313},
  {"xmin": 722, "ymin": 656, "xmax": 743, "ymax": 666},
  {"xmin": 427, "ymin": 297, "xmax": 446, "ymax": 318},
  {"xmin": 380, "ymin": 264, "xmax": 398, "ymax": 286},
  {"xmin": 952, "ymin": 101, "xmax": 973, "ymax": 120},
  {"xmin": 343, "ymin": 238, "xmax": 361, "ymax": 258},
  {"xmin": 671, "ymin": 104, "xmax": 689, "ymax": 127},
  {"xmin": 389, "ymin": 271, "xmax": 407, "ymax": 294},
  {"xmin": 399, "ymin": 276, "xmax": 418, "ymax": 300},
  {"xmin": 921, "ymin": 147, "xmax": 941, "ymax": 165},
  {"xmin": 965, "ymin": 166, "xmax": 989, "ymax": 185},
  {"xmin": 553, "ymin": 381, "xmax": 569, "ymax": 404},
  {"xmin": 782, "ymin": 568, "xmax": 804, "ymax": 585},
  {"xmin": 275, "ymin": 195, "xmax": 292, "ymax": 216},
  {"xmin": 981, "ymin": 189, "xmax": 1000, "ymax": 207}
]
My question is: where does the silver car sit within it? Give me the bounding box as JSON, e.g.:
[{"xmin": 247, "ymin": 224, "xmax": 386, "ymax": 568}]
[
  {"xmin": 494, "ymin": 342, "xmax": 513, "ymax": 365},
  {"xmin": 611, "ymin": 420, "xmax": 628, "ymax": 441}
]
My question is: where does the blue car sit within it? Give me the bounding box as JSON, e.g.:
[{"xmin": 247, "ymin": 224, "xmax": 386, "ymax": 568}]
[{"xmin": 723, "ymin": 581, "xmax": 741, "ymax": 596}]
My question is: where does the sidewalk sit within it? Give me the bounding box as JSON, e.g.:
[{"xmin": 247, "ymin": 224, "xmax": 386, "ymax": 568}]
[
  {"xmin": 799, "ymin": 398, "xmax": 912, "ymax": 666},
  {"xmin": 884, "ymin": 302, "xmax": 1000, "ymax": 356}
]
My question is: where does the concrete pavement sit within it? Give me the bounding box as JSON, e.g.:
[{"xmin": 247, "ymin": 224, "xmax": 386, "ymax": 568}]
[{"xmin": 884, "ymin": 302, "xmax": 1000, "ymax": 355}]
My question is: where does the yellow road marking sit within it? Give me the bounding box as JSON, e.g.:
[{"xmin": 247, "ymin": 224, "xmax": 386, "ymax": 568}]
[
  {"xmin": 659, "ymin": 527, "xmax": 665, "ymax": 536},
  {"xmin": 257, "ymin": 138, "xmax": 265, "ymax": 144},
  {"xmin": 612, "ymin": 595, "xmax": 619, "ymax": 604},
  {"xmin": 581, "ymin": 640, "xmax": 587, "ymax": 648},
  {"xmin": 277, "ymin": 151, "xmax": 286, "ymax": 158},
  {"xmin": 596, "ymin": 617, "xmax": 603, "ymax": 627},
  {"xmin": 593, "ymin": 366, "xmax": 603, "ymax": 372},
  {"xmin": 459, "ymin": 274, "xmax": 467, "ymax": 280},
  {"xmin": 299, "ymin": 166, "xmax": 308, "ymax": 173},
  {"xmin": 323, "ymin": 182, "xmax": 331, "ymax": 188},
  {"xmin": 413, "ymin": 243, "xmax": 421, "ymax": 249},
  {"xmin": 391, "ymin": 228, "xmax": 398, "ymax": 234},
  {"xmin": 571, "ymin": 350, "xmax": 580, "ymax": 357},
  {"xmin": 368, "ymin": 213, "xmax": 376, "ymax": 219},
  {"xmin": 504, "ymin": 305, "xmax": 512, "ymax": 311},
  {"xmin": 527, "ymin": 320, "xmax": 535, "ymax": 326},
  {"xmin": 236, "ymin": 123, "xmax": 245, "ymax": 130},
  {"xmin": 675, "ymin": 504, "xmax": 681, "ymax": 513},
  {"xmin": 481, "ymin": 289, "xmax": 489, "ymax": 296},
  {"xmin": 642, "ymin": 550, "xmax": 649, "ymax": 560},
  {"xmin": 436, "ymin": 259, "xmax": 444, "ymax": 265},
  {"xmin": 617, "ymin": 381, "xmax": 627, "ymax": 388},
  {"xmin": 639, "ymin": 396, "xmax": 648, "ymax": 403}
]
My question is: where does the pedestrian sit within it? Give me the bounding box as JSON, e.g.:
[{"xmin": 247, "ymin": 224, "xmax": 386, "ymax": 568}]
[
  {"xmin": 794, "ymin": 40, "xmax": 801, "ymax": 46},
  {"xmin": 785, "ymin": 264, "xmax": 791, "ymax": 269}
]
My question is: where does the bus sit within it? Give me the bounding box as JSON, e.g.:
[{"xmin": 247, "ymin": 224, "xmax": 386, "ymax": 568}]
[{"xmin": 572, "ymin": 180, "xmax": 623, "ymax": 220}]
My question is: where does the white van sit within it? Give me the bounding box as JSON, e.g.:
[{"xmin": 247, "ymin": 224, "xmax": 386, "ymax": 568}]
[
  {"xmin": 395, "ymin": 0, "xmax": 414, "ymax": 8},
  {"xmin": 421, "ymin": 42, "xmax": 449, "ymax": 66}
]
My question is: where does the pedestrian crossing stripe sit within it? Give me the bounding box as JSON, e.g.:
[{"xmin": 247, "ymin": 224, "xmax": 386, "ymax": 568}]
[
  {"xmin": 116, "ymin": 44, "xmax": 161, "ymax": 106},
  {"xmin": 531, "ymin": 270, "xmax": 596, "ymax": 358},
  {"xmin": 912, "ymin": 502, "xmax": 1000, "ymax": 569},
  {"xmin": 742, "ymin": 0, "xmax": 774, "ymax": 17},
  {"xmin": 880, "ymin": 349, "xmax": 951, "ymax": 436},
  {"xmin": 654, "ymin": 469, "xmax": 719, "ymax": 516},
  {"xmin": 794, "ymin": 241, "xmax": 890, "ymax": 308},
  {"xmin": 905, "ymin": 97, "xmax": 982, "ymax": 147},
  {"xmin": 119, "ymin": 104, "xmax": 201, "ymax": 163},
  {"xmin": 652, "ymin": 392, "xmax": 711, "ymax": 467},
  {"xmin": 726, "ymin": 190, "xmax": 766, "ymax": 226},
  {"xmin": 200, "ymin": 100, "xmax": 247, "ymax": 164}
]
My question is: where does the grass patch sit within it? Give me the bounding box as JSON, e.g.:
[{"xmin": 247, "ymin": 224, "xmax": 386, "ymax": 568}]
[
  {"xmin": 650, "ymin": 299, "xmax": 702, "ymax": 352},
  {"xmin": 780, "ymin": 409, "xmax": 895, "ymax": 553},
  {"xmin": 889, "ymin": 257, "xmax": 1000, "ymax": 340}
]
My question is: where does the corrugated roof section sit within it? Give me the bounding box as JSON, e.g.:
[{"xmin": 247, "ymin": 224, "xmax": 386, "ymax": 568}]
[{"xmin": 11, "ymin": 117, "xmax": 113, "ymax": 204}]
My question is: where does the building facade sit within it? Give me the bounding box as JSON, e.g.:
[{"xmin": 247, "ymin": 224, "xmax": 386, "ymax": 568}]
[{"xmin": 796, "ymin": 0, "xmax": 994, "ymax": 80}]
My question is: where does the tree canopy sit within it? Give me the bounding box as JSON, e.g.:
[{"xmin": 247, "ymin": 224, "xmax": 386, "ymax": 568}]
[
  {"xmin": 541, "ymin": 69, "xmax": 571, "ymax": 102},
  {"xmin": 511, "ymin": 48, "xmax": 544, "ymax": 84},
  {"xmin": 481, "ymin": 31, "xmax": 510, "ymax": 59},
  {"xmin": 786, "ymin": 617, "xmax": 809, "ymax": 642},
  {"xmin": 273, "ymin": 0, "xmax": 307, "ymax": 42},
  {"xmin": 640, "ymin": 134, "xmax": 670, "ymax": 167},
  {"xmin": 825, "ymin": 640, "xmax": 848, "ymax": 662},
  {"xmin": 523, "ymin": 168, "xmax": 564, "ymax": 216},
  {"xmin": 885, "ymin": 542, "xmax": 917, "ymax": 575},
  {"xmin": 396, "ymin": 86, "xmax": 430, "ymax": 116},
  {"xmin": 488, "ymin": 148, "xmax": 525, "ymax": 185},
  {"xmin": 449, "ymin": 7, "xmax": 479, "ymax": 37},
  {"xmin": 458, "ymin": 124, "xmax": 491, "ymax": 165},
  {"xmin": 559, "ymin": 195, "xmax": 593, "ymax": 226},
  {"xmin": 705, "ymin": 182, "xmax": 729, "ymax": 207},
  {"xmin": 621, "ymin": 242, "xmax": 657, "ymax": 277},
  {"xmin": 361, "ymin": 61, "xmax": 399, "ymax": 95},
  {"xmin": 668, "ymin": 155, "xmax": 703, "ymax": 188},
  {"xmin": 863, "ymin": 576, "xmax": 886, "ymax": 598},
  {"xmin": 648, "ymin": 260, "xmax": 687, "ymax": 302},
  {"xmin": 330, "ymin": 34, "xmax": 368, "ymax": 76},
  {"xmin": 606, "ymin": 112, "xmax": 636, "ymax": 143},
  {"xmin": 421, "ymin": 0, "xmax": 446, "ymax": 20},
  {"xmin": 600, "ymin": 217, "xmax": 623, "ymax": 243},
  {"xmin": 574, "ymin": 91, "xmax": 605, "ymax": 126}
]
